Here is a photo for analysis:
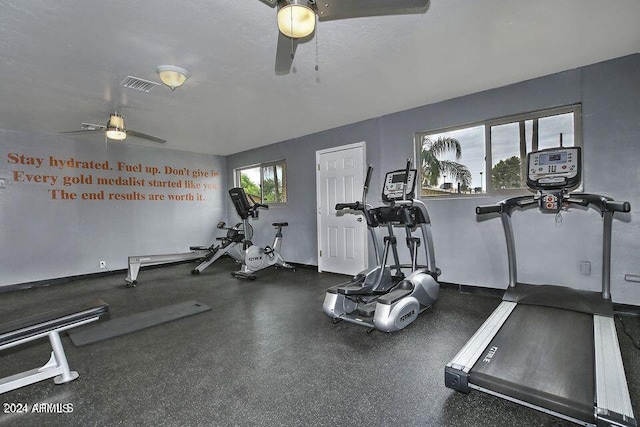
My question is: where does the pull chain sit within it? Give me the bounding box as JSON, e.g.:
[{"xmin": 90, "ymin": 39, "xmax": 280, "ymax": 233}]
[
  {"xmin": 314, "ymin": 21, "xmax": 319, "ymax": 71},
  {"xmin": 290, "ymin": 11, "xmax": 295, "ymax": 59}
]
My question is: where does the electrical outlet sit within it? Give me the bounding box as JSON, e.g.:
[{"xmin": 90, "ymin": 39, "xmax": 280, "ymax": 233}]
[
  {"xmin": 99, "ymin": 261, "xmax": 106, "ymax": 269},
  {"xmin": 0, "ymin": 178, "xmax": 5, "ymax": 188},
  {"xmin": 580, "ymin": 261, "xmax": 591, "ymax": 275}
]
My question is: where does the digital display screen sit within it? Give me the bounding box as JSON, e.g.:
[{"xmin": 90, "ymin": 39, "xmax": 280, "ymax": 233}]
[
  {"xmin": 391, "ymin": 173, "xmax": 406, "ymax": 183},
  {"xmin": 539, "ymin": 152, "xmax": 567, "ymax": 165}
]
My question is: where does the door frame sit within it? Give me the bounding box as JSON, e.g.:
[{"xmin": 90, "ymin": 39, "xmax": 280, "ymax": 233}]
[{"xmin": 315, "ymin": 141, "xmax": 368, "ymax": 273}]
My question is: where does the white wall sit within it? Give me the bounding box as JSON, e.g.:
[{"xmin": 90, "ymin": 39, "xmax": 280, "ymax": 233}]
[{"xmin": 0, "ymin": 130, "xmax": 227, "ymax": 287}]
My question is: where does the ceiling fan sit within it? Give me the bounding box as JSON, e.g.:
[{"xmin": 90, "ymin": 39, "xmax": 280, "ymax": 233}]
[
  {"xmin": 258, "ymin": 0, "xmax": 431, "ymax": 75},
  {"xmin": 60, "ymin": 113, "xmax": 166, "ymax": 143}
]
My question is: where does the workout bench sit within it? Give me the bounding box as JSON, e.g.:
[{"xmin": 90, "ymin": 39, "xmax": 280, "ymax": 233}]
[{"xmin": 0, "ymin": 299, "xmax": 109, "ymax": 394}]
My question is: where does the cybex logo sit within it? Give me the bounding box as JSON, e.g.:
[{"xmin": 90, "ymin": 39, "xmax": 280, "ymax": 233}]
[
  {"xmin": 482, "ymin": 346, "xmax": 498, "ymax": 363},
  {"xmin": 248, "ymin": 256, "xmax": 263, "ymax": 262},
  {"xmin": 399, "ymin": 309, "xmax": 416, "ymax": 323}
]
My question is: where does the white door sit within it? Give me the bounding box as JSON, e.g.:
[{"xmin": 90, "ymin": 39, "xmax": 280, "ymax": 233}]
[{"xmin": 316, "ymin": 142, "xmax": 367, "ymax": 275}]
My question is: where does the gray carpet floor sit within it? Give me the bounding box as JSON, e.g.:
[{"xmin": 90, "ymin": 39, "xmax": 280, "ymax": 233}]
[{"xmin": 0, "ymin": 258, "xmax": 638, "ymax": 426}]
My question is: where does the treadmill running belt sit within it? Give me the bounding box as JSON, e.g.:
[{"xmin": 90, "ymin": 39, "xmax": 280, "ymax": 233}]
[{"xmin": 471, "ymin": 304, "xmax": 595, "ymax": 424}]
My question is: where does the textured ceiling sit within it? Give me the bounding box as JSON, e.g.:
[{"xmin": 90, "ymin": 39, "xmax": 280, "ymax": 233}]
[{"xmin": 0, "ymin": 0, "xmax": 638, "ymax": 155}]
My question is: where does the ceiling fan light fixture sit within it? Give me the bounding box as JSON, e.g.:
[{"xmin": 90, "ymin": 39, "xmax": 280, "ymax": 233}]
[
  {"xmin": 156, "ymin": 65, "xmax": 190, "ymax": 91},
  {"xmin": 277, "ymin": 0, "xmax": 316, "ymax": 38},
  {"xmin": 105, "ymin": 113, "xmax": 127, "ymax": 141}
]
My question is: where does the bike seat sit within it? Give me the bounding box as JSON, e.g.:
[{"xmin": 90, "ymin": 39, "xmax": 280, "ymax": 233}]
[{"xmin": 272, "ymin": 222, "xmax": 288, "ymax": 227}]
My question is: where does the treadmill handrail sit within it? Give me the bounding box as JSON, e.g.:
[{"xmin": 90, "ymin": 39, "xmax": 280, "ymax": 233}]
[
  {"xmin": 477, "ymin": 193, "xmax": 631, "ymax": 217},
  {"xmin": 476, "ymin": 192, "xmax": 630, "ymax": 297}
]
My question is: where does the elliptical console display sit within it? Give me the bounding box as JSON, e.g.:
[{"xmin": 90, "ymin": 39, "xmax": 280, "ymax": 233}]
[{"xmin": 382, "ymin": 169, "xmax": 417, "ymax": 202}]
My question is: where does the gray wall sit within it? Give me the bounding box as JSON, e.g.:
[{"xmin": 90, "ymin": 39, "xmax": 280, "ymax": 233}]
[
  {"xmin": 0, "ymin": 130, "xmax": 227, "ymax": 286},
  {"xmin": 226, "ymin": 54, "xmax": 640, "ymax": 305},
  {"xmin": 1, "ymin": 55, "xmax": 636, "ymax": 303}
]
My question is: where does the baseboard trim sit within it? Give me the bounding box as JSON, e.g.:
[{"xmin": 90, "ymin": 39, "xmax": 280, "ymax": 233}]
[{"xmin": 0, "ymin": 269, "xmax": 126, "ymax": 293}]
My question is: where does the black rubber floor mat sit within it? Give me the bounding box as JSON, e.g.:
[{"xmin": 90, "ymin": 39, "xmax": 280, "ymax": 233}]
[{"xmin": 68, "ymin": 300, "xmax": 211, "ymax": 346}]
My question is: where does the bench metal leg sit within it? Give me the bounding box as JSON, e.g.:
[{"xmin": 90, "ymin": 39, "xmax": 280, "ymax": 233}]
[
  {"xmin": 0, "ymin": 331, "xmax": 80, "ymax": 394},
  {"xmin": 49, "ymin": 331, "xmax": 79, "ymax": 384}
]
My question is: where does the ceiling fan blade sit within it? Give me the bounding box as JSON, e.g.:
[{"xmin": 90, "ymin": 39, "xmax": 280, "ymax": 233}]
[
  {"xmin": 59, "ymin": 129, "xmax": 104, "ymax": 135},
  {"xmin": 257, "ymin": 0, "xmax": 277, "ymax": 7},
  {"xmin": 275, "ymin": 31, "xmax": 298, "ymax": 75},
  {"xmin": 126, "ymin": 130, "xmax": 166, "ymax": 144},
  {"xmin": 60, "ymin": 122, "xmax": 107, "ymax": 134},
  {"xmin": 317, "ymin": 0, "xmax": 430, "ymax": 21}
]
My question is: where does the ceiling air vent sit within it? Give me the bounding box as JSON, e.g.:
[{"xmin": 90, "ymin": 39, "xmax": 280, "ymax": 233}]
[{"xmin": 120, "ymin": 76, "xmax": 160, "ymax": 93}]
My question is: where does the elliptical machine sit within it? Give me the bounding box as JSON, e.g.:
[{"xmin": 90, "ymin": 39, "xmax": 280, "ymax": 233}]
[
  {"xmin": 323, "ymin": 160, "xmax": 440, "ymax": 332},
  {"xmin": 228, "ymin": 187, "xmax": 295, "ymax": 280}
]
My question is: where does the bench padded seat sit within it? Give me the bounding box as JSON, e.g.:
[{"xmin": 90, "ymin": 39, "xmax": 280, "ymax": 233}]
[{"xmin": 0, "ymin": 299, "xmax": 109, "ymax": 347}]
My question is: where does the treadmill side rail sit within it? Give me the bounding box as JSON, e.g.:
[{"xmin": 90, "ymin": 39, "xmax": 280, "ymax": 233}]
[
  {"xmin": 445, "ymin": 301, "xmax": 516, "ymax": 392},
  {"xmin": 594, "ymin": 315, "xmax": 637, "ymax": 427}
]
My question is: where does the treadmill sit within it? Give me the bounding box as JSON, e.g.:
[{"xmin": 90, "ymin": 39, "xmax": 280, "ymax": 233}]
[{"xmin": 445, "ymin": 147, "xmax": 636, "ymax": 427}]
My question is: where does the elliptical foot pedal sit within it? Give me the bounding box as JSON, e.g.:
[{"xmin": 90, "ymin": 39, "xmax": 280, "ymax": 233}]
[{"xmin": 356, "ymin": 301, "xmax": 377, "ymax": 317}]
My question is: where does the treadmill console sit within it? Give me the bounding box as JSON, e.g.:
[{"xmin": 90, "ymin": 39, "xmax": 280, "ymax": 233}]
[
  {"xmin": 382, "ymin": 169, "xmax": 417, "ymax": 202},
  {"xmin": 526, "ymin": 147, "xmax": 581, "ymax": 191}
]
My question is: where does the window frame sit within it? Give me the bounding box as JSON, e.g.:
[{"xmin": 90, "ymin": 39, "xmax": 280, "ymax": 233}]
[
  {"xmin": 414, "ymin": 104, "xmax": 582, "ymax": 198},
  {"xmin": 234, "ymin": 159, "xmax": 287, "ymax": 205}
]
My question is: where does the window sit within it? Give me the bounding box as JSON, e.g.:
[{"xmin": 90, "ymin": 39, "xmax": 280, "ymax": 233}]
[
  {"xmin": 415, "ymin": 104, "xmax": 582, "ymax": 197},
  {"xmin": 235, "ymin": 160, "xmax": 287, "ymax": 204}
]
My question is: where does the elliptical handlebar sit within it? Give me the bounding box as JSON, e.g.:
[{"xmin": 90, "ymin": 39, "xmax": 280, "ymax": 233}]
[
  {"xmin": 363, "ymin": 165, "xmax": 373, "ymax": 195},
  {"xmin": 335, "ymin": 165, "xmax": 373, "ymax": 214},
  {"xmin": 334, "ymin": 164, "xmax": 378, "ymax": 228},
  {"xmin": 403, "ymin": 158, "xmax": 412, "ymax": 201},
  {"xmin": 335, "ymin": 202, "xmax": 363, "ymax": 211}
]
